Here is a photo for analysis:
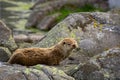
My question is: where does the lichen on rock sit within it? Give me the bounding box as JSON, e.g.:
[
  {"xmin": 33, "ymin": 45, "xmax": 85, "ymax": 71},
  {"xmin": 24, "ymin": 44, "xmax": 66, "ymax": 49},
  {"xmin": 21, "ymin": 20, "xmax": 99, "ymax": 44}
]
[{"xmin": 0, "ymin": 20, "xmax": 18, "ymax": 51}]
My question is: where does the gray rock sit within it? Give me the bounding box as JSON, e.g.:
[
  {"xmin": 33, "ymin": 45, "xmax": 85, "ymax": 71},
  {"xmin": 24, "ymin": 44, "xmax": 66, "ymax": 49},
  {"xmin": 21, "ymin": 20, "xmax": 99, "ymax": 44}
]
[
  {"xmin": 0, "ymin": 20, "xmax": 18, "ymax": 51},
  {"xmin": 68, "ymin": 47, "xmax": 120, "ymax": 80},
  {"xmin": 108, "ymin": 0, "xmax": 120, "ymax": 8},
  {"xmin": 0, "ymin": 63, "xmax": 75, "ymax": 80},
  {"xmin": 14, "ymin": 34, "xmax": 45, "ymax": 43},
  {"xmin": 37, "ymin": 13, "xmax": 61, "ymax": 30},
  {"xmin": 0, "ymin": 47, "xmax": 11, "ymax": 62}
]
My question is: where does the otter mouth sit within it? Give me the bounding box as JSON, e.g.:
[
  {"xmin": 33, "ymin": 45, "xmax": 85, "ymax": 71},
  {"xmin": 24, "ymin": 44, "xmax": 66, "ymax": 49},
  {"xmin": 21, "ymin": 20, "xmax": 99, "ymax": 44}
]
[{"xmin": 72, "ymin": 47, "xmax": 80, "ymax": 52}]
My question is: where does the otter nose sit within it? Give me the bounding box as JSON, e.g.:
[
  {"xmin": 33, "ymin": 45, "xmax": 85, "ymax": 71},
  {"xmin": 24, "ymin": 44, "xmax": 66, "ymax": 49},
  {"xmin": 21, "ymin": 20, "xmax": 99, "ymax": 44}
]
[
  {"xmin": 73, "ymin": 43, "xmax": 78, "ymax": 48},
  {"xmin": 72, "ymin": 44, "xmax": 76, "ymax": 48},
  {"xmin": 72, "ymin": 44, "xmax": 78, "ymax": 48}
]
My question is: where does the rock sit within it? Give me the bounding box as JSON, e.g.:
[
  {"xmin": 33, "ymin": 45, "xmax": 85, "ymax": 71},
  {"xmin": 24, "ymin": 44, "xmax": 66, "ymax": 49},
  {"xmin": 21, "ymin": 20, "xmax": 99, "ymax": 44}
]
[
  {"xmin": 109, "ymin": 8, "xmax": 120, "ymax": 15},
  {"xmin": 108, "ymin": 0, "xmax": 120, "ymax": 8},
  {"xmin": 25, "ymin": 12, "xmax": 45, "ymax": 28},
  {"xmin": 16, "ymin": 42, "xmax": 33, "ymax": 49},
  {"xmin": 0, "ymin": 63, "xmax": 75, "ymax": 80},
  {"xmin": 0, "ymin": 20, "xmax": 18, "ymax": 51},
  {"xmin": 0, "ymin": 47, "xmax": 11, "ymax": 62},
  {"xmin": 68, "ymin": 47, "xmax": 120, "ymax": 80},
  {"xmin": 26, "ymin": 0, "xmax": 67, "ymax": 28},
  {"xmin": 26, "ymin": 0, "xmax": 108, "ymax": 29},
  {"xmin": 13, "ymin": 29, "xmax": 34, "ymax": 35},
  {"xmin": 13, "ymin": 34, "xmax": 28, "ymax": 43},
  {"xmin": 37, "ymin": 13, "xmax": 61, "ymax": 30},
  {"xmin": 14, "ymin": 34, "xmax": 45, "ymax": 43}
]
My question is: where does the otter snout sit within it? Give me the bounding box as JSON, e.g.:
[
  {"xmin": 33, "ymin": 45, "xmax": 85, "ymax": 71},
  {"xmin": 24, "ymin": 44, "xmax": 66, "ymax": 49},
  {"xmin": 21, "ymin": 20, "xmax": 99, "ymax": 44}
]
[
  {"xmin": 72, "ymin": 44, "xmax": 77, "ymax": 49},
  {"xmin": 72, "ymin": 43, "xmax": 78, "ymax": 49}
]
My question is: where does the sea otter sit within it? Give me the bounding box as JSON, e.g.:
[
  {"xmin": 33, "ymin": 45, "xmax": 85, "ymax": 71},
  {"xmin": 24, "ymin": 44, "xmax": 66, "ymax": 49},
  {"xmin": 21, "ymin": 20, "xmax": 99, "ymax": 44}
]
[{"xmin": 8, "ymin": 38, "xmax": 78, "ymax": 66}]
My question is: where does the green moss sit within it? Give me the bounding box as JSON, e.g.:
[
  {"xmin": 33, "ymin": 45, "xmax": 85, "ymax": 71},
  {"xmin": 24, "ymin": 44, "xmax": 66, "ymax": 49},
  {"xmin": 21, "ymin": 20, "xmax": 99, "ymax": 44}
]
[
  {"xmin": 79, "ymin": 4, "xmax": 103, "ymax": 12},
  {"xmin": 74, "ymin": 66, "xmax": 79, "ymax": 70},
  {"xmin": 53, "ymin": 4, "xmax": 103, "ymax": 22},
  {"xmin": 28, "ymin": 28, "xmax": 48, "ymax": 34},
  {"xmin": 34, "ymin": 65, "xmax": 42, "ymax": 70},
  {"xmin": 24, "ymin": 68, "xmax": 31, "ymax": 75},
  {"xmin": 70, "ymin": 30, "xmax": 77, "ymax": 38},
  {"xmin": 103, "ymin": 71, "xmax": 110, "ymax": 78},
  {"xmin": 4, "ymin": 0, "xmax": 33, "ymax": 11},
  {"xmin": 7, "ymin": 35, "xmax": 18, "ymax": 50}
]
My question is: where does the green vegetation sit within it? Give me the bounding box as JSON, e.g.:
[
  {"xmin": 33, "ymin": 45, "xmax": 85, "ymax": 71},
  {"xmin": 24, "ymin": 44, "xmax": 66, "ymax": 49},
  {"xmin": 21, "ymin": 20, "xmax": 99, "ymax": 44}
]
[
  {"xmin": 56, "ymin": 4, "xmax": 103, "ymax": 22},
  {"xmin": 4, "ymin": 0, "xmax": 33, "ymax": 11},
  {"xmin": 28, "ymin": 28, "xmax": 48, "ymax": 34},
  {"xmin": 2, "ymin": 0, "xmax": 103, "ymax": 33}
]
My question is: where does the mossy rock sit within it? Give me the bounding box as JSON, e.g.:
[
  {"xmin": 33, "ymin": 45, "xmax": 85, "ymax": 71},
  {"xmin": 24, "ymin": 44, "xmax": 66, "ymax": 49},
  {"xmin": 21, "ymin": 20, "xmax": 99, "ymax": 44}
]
[
  {"xmin": 0, "ymin": 63, "xmax": 75, "ymax": 80},
  {"xmin": 68, "ymin": 47, "xmax": 120, "ymax": 80},
  {"xmin": 0, "ymin": 20, "xmax": 18, "ymax": 51}
]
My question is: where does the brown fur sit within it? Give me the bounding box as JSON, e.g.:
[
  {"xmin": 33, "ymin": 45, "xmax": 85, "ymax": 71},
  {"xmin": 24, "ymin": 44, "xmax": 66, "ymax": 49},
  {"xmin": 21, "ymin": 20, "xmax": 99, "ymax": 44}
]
[{"xmin": 8, "ymin": 38, "xmax": 78, "ymax": 66}]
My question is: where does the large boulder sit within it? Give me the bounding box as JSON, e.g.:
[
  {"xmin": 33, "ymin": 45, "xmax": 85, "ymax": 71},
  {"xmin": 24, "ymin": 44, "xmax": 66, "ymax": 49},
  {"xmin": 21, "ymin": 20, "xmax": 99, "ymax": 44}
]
[
  {"xmin": 0, "ymin": 63, "xmax": 75, "ymax": 80},
  {"xmin": 0, "ymin": 20, "xmax": 18, "ymax": 51},
  {"xmin": 68, "ymin": 47, "xmax": 120, "ymax": 80}
]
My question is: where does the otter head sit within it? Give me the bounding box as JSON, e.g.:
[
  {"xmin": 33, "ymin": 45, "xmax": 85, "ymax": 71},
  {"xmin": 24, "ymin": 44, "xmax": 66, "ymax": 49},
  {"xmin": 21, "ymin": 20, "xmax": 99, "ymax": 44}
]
[
  {"xmin": 61, "ymin": 38, "xmax": 78, "ymax": 51},
  {"xmin": 59, "ymin": 38, "xmax": 78, "ymax": 53}
]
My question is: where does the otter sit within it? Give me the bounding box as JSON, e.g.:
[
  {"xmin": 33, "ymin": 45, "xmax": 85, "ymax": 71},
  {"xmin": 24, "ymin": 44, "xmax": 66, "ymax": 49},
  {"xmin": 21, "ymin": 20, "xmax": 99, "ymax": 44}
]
[{"xmin": 8, "ymin": 38, "xmax": 78, "ymax": 66}]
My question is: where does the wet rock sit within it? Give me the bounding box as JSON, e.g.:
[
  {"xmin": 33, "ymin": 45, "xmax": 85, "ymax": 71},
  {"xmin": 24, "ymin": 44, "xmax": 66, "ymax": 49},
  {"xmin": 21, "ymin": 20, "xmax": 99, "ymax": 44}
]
[
  {"xmin": 37, "ymin": 13, "xmax": 61, "ymax": 30},
  {"xmin": 68, "ymin": 47, "xmax": 120, "ymax": 80},
  {"xmin": 0, "ymin": 20, "xmax": 18, "ymax": 51},
  {"xmin": 0, "ymin": 63, "xmax": 75, "ymax": 80},
  {"xmin": 0, "ymin": 47, "xmax": 11, "ymax": 62}
]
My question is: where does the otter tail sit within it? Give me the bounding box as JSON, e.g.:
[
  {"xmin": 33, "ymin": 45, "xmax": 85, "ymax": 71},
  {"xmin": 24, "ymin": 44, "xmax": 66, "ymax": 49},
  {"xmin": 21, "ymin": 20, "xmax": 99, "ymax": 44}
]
[
  {"xmin": 8, "ymin": 53, "xmax": 21, "ymax": 64},
  {"xmin": 8, "ymin": 54, "xmax": 16, "ymax": 64}
]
